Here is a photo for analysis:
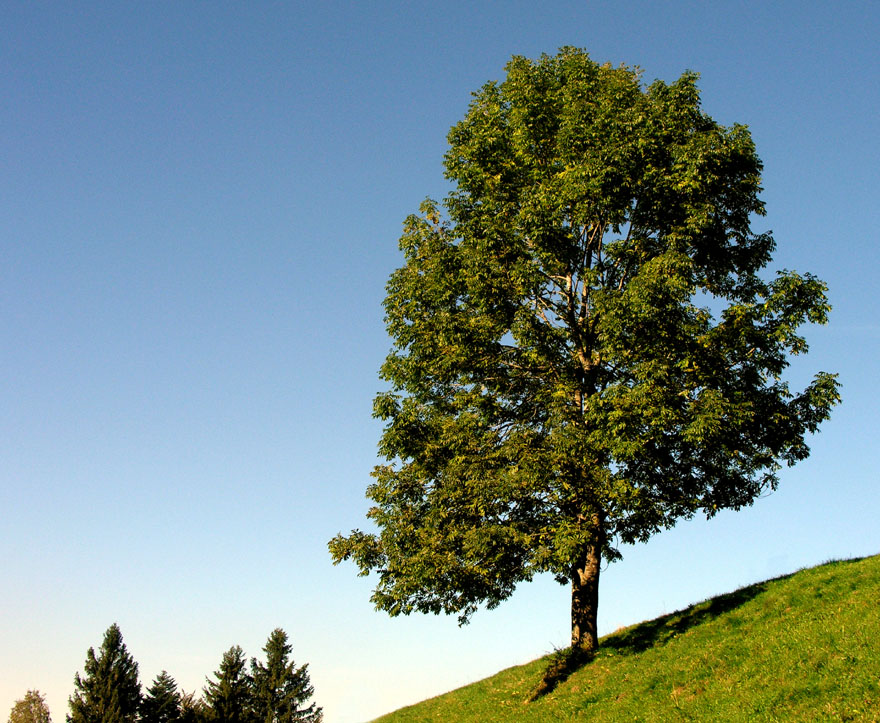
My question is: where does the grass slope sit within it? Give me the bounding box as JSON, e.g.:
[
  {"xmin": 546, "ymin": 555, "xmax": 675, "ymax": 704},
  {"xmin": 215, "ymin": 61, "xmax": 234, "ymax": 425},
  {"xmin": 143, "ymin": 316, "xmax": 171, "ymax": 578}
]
[{"xmin": 374, "ymin": 555, "xmax": 880, "ymax": 722}]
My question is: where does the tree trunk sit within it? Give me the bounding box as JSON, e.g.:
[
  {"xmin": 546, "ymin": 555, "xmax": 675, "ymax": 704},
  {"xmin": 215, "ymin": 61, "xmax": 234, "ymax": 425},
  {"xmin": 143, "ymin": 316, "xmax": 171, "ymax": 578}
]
[{"xmin": 570, "ymin": 537, "xmax": 602, "ymax": 652}]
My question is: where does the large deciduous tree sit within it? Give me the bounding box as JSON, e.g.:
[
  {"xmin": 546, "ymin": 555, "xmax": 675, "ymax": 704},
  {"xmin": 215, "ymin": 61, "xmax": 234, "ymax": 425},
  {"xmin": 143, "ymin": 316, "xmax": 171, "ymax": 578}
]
[
  {"xmin": 329, "ymin": 48, "xmax": 839, "ymax": 653},
  {"xmin": 67, "ymin": 624, "xmax": 141, "ymax": 723},
  {"xmin": 251, "ymin": 629, "xmax": 322, "ymax": 723}
]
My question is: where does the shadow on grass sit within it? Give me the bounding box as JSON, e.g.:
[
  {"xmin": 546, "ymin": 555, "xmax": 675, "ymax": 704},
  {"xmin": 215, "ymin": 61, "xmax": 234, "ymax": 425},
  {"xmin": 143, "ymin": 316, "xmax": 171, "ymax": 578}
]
[
  {"xmin": 602, "ymin": 578, "xmax": 771, "ymax": 656},
  {"xmin": 529, "ymin": 646, "xmax": 595, "ymax": 702},
  {"xmin": 530, "ymin": 577, "xmax": 778, "ymax": 701}
]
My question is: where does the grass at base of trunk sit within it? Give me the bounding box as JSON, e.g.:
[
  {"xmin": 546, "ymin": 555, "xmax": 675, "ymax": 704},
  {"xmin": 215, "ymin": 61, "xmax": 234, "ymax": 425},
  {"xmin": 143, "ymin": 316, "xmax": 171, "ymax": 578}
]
[{"xmin": 374, "ymin": 554, "xmax": 880, "ymax": 722}]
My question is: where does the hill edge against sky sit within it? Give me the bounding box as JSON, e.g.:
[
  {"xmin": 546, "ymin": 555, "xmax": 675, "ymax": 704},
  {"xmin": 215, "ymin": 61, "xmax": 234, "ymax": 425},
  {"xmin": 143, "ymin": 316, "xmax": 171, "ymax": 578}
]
[{"xmin": 373, "ymin": 554, "xmax": 880, "ymax": 721}]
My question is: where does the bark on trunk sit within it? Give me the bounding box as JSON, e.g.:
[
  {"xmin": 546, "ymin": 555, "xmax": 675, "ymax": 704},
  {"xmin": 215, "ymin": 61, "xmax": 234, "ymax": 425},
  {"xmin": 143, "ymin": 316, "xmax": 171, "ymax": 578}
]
[{"xmin": 570, "ymin": 538, "xmax": 602, "ymax": 652}]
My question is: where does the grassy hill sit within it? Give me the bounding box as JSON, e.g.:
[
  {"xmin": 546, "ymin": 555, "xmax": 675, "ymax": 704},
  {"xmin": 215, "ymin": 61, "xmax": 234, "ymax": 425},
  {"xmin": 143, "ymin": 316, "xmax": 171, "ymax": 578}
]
[{"xmin": 374, "ymin": 555, "xmax": 880, "ymax": 721}]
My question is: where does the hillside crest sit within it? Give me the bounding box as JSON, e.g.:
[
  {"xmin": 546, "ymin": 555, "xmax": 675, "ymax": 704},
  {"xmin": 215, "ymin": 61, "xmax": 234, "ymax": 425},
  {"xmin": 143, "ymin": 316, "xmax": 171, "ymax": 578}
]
[{"xmin": 374, "ymin": 555, "xmax": 880, "ymax": 721}]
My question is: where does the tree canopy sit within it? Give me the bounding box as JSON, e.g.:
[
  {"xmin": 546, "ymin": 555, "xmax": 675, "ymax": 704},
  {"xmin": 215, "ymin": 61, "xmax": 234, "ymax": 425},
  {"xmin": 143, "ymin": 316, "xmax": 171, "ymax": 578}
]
[
  {"xmin": 8, "ymin": 690, "xmax": 51, "ymax": 723},
  {"xmin": 329, "ymin": 47, "xmax": 839, "ymax": 652}
]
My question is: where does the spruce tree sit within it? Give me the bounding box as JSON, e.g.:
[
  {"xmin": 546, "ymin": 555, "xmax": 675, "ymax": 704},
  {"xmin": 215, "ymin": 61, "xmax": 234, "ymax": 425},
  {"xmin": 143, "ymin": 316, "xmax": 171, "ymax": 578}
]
[
  {"xmin": 67, "ymin": 623, "xmax": 141, "ymax": 723},
  {"xmin": 203, "ymin": 646, "xmax": 254, "ymax": 723},
  {"xmin": 140, "ymin": 671, "xmax": 181, "ymax": 723},
  {"xmin": 251, "ymin": 629, "xmax": 322, "ymax": 723}
]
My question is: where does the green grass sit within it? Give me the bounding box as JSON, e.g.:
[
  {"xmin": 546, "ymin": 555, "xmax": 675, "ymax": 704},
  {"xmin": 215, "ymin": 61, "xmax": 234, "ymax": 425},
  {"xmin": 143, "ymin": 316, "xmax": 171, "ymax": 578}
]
[{"xmin": 373, "ymin": 555, "xmax": 880, "ymax": 722}]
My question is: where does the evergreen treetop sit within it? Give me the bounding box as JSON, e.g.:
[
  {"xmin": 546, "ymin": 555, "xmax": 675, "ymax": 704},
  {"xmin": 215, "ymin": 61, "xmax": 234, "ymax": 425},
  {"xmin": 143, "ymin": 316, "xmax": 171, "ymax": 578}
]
[
  {"xmin": 203, "ymin": 646, "xmax": 254, "ymax": 723},
  {"xmin": 141, "ymin": 670, "xmax": 182, "ymax": 723},
  {"xmin": 251, "ymin": 629, "xmax": 322, "ymax": 723},
  {"xmin": 67, "ymin": 623, "xmax": 141, "ymax": 723}
]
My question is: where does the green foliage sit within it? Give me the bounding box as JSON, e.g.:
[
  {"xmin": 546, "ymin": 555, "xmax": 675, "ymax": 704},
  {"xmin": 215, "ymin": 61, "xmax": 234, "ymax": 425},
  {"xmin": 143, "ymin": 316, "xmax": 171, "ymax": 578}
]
[
  {"xmin": 177, "ymin": 691, "xmax": 209, "ymax": 723},
  {"xmin": 251, "ymin": 629, "xmax": 322, "ymax": 723},
  {"xmin": 57, "ymin": 626, "xmax": 319, "ymax": 723},
  {"xmin": 8, "ymin": 690, "xmax": 51, "ymax": 723},
  {"xmin": 330, "ymin": 48, "xmax": 839, "ymax": 635},
  {"xmin": 374, "ymin": 555, "xmax": 880, "ymax": 721},
  {"xmin": 203, "ymin": 646, "xmax": 254, "ymax": 723},
  {"xmin": 141, "ymin": 671, "xmax": 182, "ymax": 723},
  {"xmin": 67, "ymin": 623, "xmax": 141, "ymax": 723}
]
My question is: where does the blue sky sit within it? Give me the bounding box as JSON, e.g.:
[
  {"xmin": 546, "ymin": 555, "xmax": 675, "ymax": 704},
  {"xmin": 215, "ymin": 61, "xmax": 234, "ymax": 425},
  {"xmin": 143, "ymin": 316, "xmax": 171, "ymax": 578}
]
[{"xmin": 2, "ymin": 2, "xmax": 878, "ymax": 721}]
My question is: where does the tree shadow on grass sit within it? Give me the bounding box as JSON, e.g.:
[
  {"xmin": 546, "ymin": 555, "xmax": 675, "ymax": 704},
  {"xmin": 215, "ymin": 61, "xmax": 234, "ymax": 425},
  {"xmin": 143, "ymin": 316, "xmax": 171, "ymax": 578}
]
[
  {"xmin": 602, "ymin": 578, "xmax": 772, "ymax": 656},
  {"xmin": 529, "ymin": 646, "xmax": 595, "ymax": 702},
  {"xmin": 530, "ymin": 576, "xmax": 778, "ymax": 701}
]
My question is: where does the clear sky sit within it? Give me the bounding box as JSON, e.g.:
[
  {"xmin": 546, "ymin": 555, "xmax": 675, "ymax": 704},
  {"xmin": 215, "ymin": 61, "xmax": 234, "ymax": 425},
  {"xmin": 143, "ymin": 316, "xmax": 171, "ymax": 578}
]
[{"xmin": 1, "ymin": 2, "xmax": 878, "ymax": 721}]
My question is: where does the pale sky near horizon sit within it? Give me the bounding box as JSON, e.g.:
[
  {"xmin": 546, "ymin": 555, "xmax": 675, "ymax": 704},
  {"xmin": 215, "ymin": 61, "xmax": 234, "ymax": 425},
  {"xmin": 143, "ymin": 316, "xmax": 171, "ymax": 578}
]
[{"xmin": 2, "ymin": 2, "xmax": 879, "ymax": 722}]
